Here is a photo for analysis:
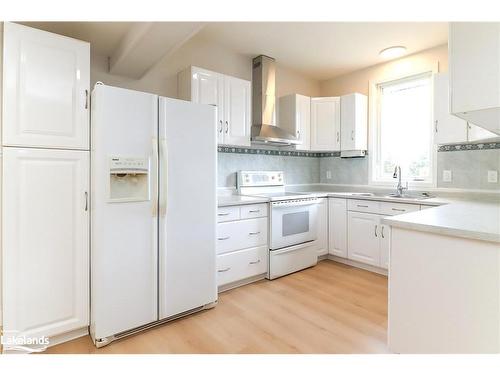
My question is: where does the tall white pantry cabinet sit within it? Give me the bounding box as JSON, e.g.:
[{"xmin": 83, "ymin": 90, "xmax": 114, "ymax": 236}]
[{"xmin": 1, "ymin": 23, "xmax": 90, "ymax": 344}]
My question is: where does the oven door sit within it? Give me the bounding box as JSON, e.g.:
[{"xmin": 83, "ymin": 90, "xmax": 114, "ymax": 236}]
[{"xmin": 270, "ymin": 199, "xmax": 319, "ymax": 250}]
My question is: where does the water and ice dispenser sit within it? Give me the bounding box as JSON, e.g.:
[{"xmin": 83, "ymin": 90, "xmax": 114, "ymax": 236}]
[{"xmin": 108, "ymin": 157, "xmax": 150, "ymax": 202}]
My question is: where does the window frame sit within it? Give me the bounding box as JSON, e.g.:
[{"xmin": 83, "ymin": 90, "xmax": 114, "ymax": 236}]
[{"xmin": 368, "ymin": 65, "xmax": 438, "ymax": 189}]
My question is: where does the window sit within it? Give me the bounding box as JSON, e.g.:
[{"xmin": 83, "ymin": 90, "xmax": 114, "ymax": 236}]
[{"xmin": 371, "ymin": 72, "xmax": 435, "ymax": 186}]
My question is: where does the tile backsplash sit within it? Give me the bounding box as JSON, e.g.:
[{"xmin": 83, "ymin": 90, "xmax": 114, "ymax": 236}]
[{"xmin": 218, "ymin": 146, "xmax": 500, "ymax": 191}]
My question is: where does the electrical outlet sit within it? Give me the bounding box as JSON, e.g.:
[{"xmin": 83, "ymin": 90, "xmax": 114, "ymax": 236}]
[
  {"xmin": 488, "ymin": 170, "xmax": 498, "ymax": 183},
  {"xmin": 442, "ymin": 170, "xmax": 452, "ymax": 183},
  {"xmin": 326, "ymin": 170, "xmax": 332, "ymax": 179}
]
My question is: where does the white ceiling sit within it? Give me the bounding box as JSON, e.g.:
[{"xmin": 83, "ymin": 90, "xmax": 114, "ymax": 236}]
[
  {"xmin": 22, "ymin": 22, "xmax": 448, "ymax": 81},
  {"xmin": 198, "ymin": 22, "xmax": 449, "ymax": 80}
]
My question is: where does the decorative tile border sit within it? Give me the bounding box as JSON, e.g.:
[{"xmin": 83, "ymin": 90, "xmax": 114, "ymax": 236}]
[
  {"xmin": 217, "ymin": 145, "xmax": 340, "ymax": 158},
  {"xmin": 438, "ymin": 141, "xmax": 500, "ymax": 152}
]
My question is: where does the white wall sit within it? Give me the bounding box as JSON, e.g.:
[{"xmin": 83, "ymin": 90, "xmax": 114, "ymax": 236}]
[{"xmin": 90, "ymin": 32, "xmax": 321, "ymax": 99}]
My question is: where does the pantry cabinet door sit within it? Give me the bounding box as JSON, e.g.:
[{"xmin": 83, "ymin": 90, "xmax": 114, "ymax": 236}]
[
  {"xmin": 223, "ymin": 76, "xmax": 251, "ymax": 147},
  {"xmin": 2, "ymin": 148, "xmax": 89, "ymax": 340},
  {"xmin": 347, "ymin": 211, "xmax": 380, "ymax": 266},
  {"xmin": 310, "ymin": 97, "xmax": 341, "ymax": 151},
  {"xmin": 3, "ymin": 22, "xmax": 90, "ymax": 149},
  {"xmin": 328, "ymin": 198, "xmax": 347, "ymax": 258}
]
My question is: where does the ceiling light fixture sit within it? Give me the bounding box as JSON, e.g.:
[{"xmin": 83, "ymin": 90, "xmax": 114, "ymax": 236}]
[{"xmin": 379, "ymin": 46, "xmax": 407, "ymax": 59}]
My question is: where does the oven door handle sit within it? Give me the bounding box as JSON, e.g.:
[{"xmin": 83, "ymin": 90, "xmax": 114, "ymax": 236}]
[{"xmin": 272, "ymin": 200, "xmax": 319, "ymax": 208}]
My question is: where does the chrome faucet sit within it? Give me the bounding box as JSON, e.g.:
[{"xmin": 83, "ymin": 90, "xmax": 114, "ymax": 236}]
[{"xmin": 393, "ymin": 166, "xmax": 408, "ymax": 197}]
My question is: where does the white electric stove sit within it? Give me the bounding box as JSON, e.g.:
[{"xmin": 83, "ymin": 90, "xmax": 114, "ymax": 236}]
[{"xmin": 237, "ymin": 171, "xmax": 319, "ymax": 279}]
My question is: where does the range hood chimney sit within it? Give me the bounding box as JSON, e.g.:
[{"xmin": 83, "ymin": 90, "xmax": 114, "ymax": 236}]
[{"xmin": 251, "ymin": 55, "xmax": 300, "ymax": 146}]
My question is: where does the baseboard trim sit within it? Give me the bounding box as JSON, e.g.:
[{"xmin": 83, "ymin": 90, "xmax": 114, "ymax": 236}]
[
  {"xmin": 218, "ymin": 273, "xmax": 267, "ymax": 293},
  {"xmin": 327, "ymin": 255, "xmax": 388, "ymax": 276},
  {"xmin": 48, "ymin": 327, "xmax": 89, "ymax": 349}
]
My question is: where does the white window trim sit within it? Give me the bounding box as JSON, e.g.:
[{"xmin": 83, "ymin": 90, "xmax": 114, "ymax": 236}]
[{"xmin": 368, "ymin": 62, "xmax": 439, "ymax": 189}]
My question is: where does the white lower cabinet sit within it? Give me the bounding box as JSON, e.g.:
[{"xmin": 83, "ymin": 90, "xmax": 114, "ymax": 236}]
[
  {"xmin": 347, "ymin": 211, "xmax": 381, "ymax": 267},
  {"xmin": 2, "ymin": 148, "xmax": 90, "ymax": 340},
  {"xmin": 315, "ymin": 198, "xmax": 329, "ymax": 256},
  {"xmin": 328, "ymin": 198, "xmax": 347, "ymax": 258},
  {"xmin": 379, "ymin": 223, "xmax": 391, "ymax": 269},
  {"xmin": 216, "ymin": 203, "xmax": 269, "ymax": 289}
]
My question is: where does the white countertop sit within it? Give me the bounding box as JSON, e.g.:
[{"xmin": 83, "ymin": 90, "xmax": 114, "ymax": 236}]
[
  {"xmin": 382, "ymin": 198, "xmax": 500, "ymax": 243},
  {"xmin": 217, "ymin": 195, "xmax": 270, "ymax": 207}
]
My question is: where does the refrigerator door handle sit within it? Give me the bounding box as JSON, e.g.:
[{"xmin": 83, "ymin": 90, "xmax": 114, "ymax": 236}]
[
  {"xmin": 160, "ymin": 138, "xmax": 168, "ymax": 217},
  {"xmin": 152, "ymin": 138, "xmax": 158, "ymax": 217}
]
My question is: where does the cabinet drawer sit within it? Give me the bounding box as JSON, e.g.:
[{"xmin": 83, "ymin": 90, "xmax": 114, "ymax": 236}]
[
  {"xmin": 379, "ymin": 202, "xmax": 420, "ymax": 216},
  {"xmin": 217, "ymin": 206, "xmax": 240, "ymax": 223},
  {"xmin": 217, "ymin": 246, "xmax": 268, "ymax": 286},
  {"xmin": 240, "ymin": 203, "xmax": 268, "ymax": 219},
  {"xmin": 347, "ymin": 199, "xmax": 380, "ymax": 214},
  {"xmin": 217, "ymin": 217, "xmax": 268, "ymax": 254}
]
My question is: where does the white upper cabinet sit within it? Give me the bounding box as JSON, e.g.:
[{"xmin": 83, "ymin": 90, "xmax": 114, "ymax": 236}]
[
  {"xmin": 433, "ymin": 73, "xmax": 468, "ymax": 144},
  {"xmin": 178, "ymin": 66, "xmax": 250, "ymax": 147},
  {"xmin": 310, "ymin": 97, "xmax": 341, "ymax": 151},
  {"xmin": 278, "ymin": 94, "xmax": 311, "ymax": 150},
  {"xmin": 449, "ymin": 22, "xmax": 500, "ymax": 136},
  {"xmin": 223, "ymin": 76, "xmax": 251, "ymax": 147},
  {"xmin": 2, "ymin": 148, "xmax": 89, "ymax": 339},
  {"xmin": 3, "ymin": 22, "xmax": 90, "ymax": 149},
  {"xmin": 340, "ymin": 93, "xmax": 367, "ymax": 152}
]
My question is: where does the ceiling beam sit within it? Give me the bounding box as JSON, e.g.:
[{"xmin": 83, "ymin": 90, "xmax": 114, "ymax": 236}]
[{"xmin": 109, "ymin": 22, "xmax": 205, "ymax": 79}]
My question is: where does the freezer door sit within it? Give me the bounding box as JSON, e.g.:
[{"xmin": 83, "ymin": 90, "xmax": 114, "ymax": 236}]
[
  {"xmin": 158, "ymin": 97, "xmax": 217, "ymax": 319},
  {"xmin": 90, "ymin": 85, "xmax": 159, "ymax": 340}
]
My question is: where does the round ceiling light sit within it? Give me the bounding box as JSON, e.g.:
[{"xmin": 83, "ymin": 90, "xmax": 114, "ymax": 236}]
[{"xmin": 379, "ymin": 46, "xmax": 407, "ymax": 59}]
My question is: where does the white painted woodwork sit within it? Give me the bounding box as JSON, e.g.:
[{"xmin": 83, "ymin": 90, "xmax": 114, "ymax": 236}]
[
  {"xmin": 310, "ymin": 97, "xmax": 341, "ymax": 151},
  {"xmin": 110, "ymin": 22, "xmax": 204, "ymax": 79},
  {"xmin": 340, "ymin": 93, "xmax": 368, "ymax": 151},
  {"xmin": 240, "ymin": 203, "xmax": 268, "ymax": 220},
  {"xmin": 347, "ymin": 199, "xmax": 380, "ymax": 214},
  {"xmin": 217, "ymin": 217, "xmax": 268, "ymax": 255},
  {"xmin": 347, "ymin": 211, "xmax": 381, "ymax": 266},
  {"xmin": 178, "ymin": 66, "xmax": 251, "ymax": 146},
  {"xmin": 379, "ymin": 223, "xmax": 391, "ymax": 269},
  {"xmin": 378, "ymin": 201, "xmax": 421, "ymax": 216},
  {"xmin": 223, "ymin": 76, "xmax": 251, "ymax": 147},
  {"xmin": 278, "ymin": 94, "xmax": 311, "ymax": 150},
  {"xmin": 3, "ymin": 22, "xmax": 90, "ymax": 149},
  {"xmin": 389, "ymin": 227, "xmax": 500, "ymax": 353},
  {"xmin": 217, "ymin": 246, "xmax": 268, "ymax": 287},
  {"xmin": 217, "ymin": 206, "xmax": 240, "ymax": 223},
  {"xmin": 433, "ymin": 73, "xmax": 468, "ymax": 144},
  {"xmin": 2, "ymin": 147, "xmax": 89, "ymax": 340},
  {"xmin": 449, "ymin": 22, "xmax": 500, "ymax": 135},
  {"xmin": 315, "ymin": 198, "xmax": 329, "ymax": 256},
  {"xmin": 328, "ymin": 198, "xmax": 347, "ymax": 258}
]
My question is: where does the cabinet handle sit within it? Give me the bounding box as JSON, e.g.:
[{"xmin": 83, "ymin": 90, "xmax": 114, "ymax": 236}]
[
  {"xmin": 84, "ymin": 191, "xmax": 88, "ymax": 211},
  {"xmin": 297, "ymin": 130, "xmax": 300, "ymax": 138},
  {"xmin": 336, "ymin": 131, "xmax": 339, "ymax": 143},
  {"xmin": 225, "ymin": 121, "xmax": 229, "ymax": 133},
  {"xmin": 391, "ymin": 208, "xmax": 406, "ymax": 212},
  {"xmin": 381, "ymin": 225, "xmax": 385, "ymax": 239},
  {"xmin": 249, "ymin": 231, "xmax": 261, "ymax": 235},
  {"xmin": 85, "ymin": 89, "xmax": 89, "ymax": 109},
  {"xmin": 248, "ymin": 209, "xmax": 260, "ymax": 213},
  {"xmin": 218, "ymin": 267, "xmax": 231, "ymax": 273},
  {"xmin": 249, "ymin": 259, "xmax": 261, "ymax": 265},
  {"xmin": 218, "ymin": 212, "xmax": 230, "ymax": 216},
  {"xmin": 435, "ymin": 120, "xmax": 438, "ymax": 133},
  {"xmin": 357, "ymin": 204, "xmax": 369, "ymax": 208},
  {"xmin": 218, "ymin": 236, "xmax": 230, "ymax": 241},
  {"xmin": 219, "ymin": 120, "xmax": 223, "ymax": 133},
  {"xmin": 351, "ymin": 130, "xmax": 354, "ymax": 141},
  {"xmin": 374, "ymin": 224, "xmax": 378, "ymax": 237}
]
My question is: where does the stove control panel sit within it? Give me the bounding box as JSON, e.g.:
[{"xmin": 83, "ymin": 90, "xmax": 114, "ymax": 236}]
[{"xmin": 238, "ymin": 170, "xmax": 284, "ymax": 187}]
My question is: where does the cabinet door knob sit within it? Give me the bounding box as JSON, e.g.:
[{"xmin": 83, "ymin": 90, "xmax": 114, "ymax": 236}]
[
  {"xmin": 219, "ymin": 120, "xmax": 223, "ymax": 133},
  {"xmin": 374, "ymin": 224, "xmax": 378, "ymax": 237},
  {"xmin": 249, "ymin": 231, "xmax": 261, "ymax": 235},
  {"xmin": 225, "ymin": 121, "xmax": 229, "ymax": 133},
  {"xmin": 85, "ymin": 89, "xmax": 89, "ymax": 109},
  {"xmin": 249, "ymin": 259, "xmax": 261, "ymax": 265},
  {"xmin": 84, "ymin": 191, "xmax": 88, "ymax": 211},
  {"xmin": 351, "ymin": 130, "xmax": 354, "ymax": 141},
  {"xmin": 218, "ymin": 267, "xmax": 231, "ymax": 273},
  {"xmin": 218, "ymin": 236, "xmax": 230, "ymax": 241},
  {"xmin": 381, "ymin": 225, "xmax": 385, "ymax": 238},
  {"xmin": 435, "ymin": 120, "xmax": 438, "ymax": 133}
]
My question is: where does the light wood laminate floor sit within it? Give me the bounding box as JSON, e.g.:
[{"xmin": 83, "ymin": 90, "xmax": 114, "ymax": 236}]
[{"xmin": 46, "ymin": 260, "xmax": 389, "ymax": 354}]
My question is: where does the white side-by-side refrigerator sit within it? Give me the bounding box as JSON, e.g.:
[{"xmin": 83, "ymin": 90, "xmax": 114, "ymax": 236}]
[{"xmin": 90, "ymin": 84, "xmax": 217, "ymax": 347}]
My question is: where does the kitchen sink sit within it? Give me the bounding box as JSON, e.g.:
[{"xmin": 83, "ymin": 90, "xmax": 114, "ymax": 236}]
[{"xmin": 383, "ymin": 193, "xmax": 434, "ymax": 200}]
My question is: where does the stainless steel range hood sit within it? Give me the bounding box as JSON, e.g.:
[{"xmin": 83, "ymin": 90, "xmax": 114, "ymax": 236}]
[{"xmin": 251, "ymin": 55, "xmax": 300, "ymax": 146}]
